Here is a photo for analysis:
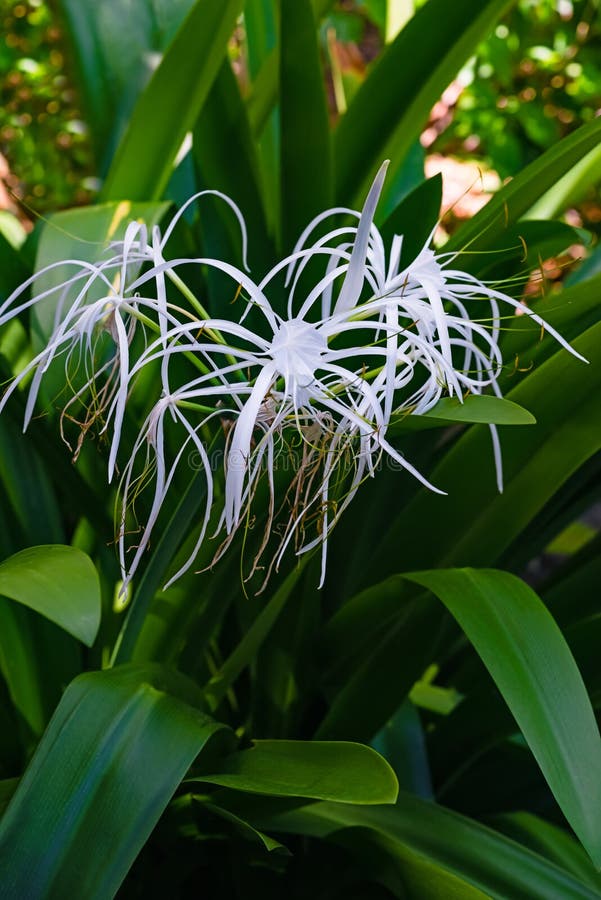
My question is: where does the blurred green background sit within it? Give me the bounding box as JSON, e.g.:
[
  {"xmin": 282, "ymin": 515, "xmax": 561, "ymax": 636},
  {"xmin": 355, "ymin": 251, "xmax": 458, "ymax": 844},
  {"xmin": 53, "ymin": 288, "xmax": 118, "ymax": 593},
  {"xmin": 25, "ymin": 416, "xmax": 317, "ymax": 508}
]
[{"xmin": 1, "ymin": 0, "xmax": 600, "ymax": 220}]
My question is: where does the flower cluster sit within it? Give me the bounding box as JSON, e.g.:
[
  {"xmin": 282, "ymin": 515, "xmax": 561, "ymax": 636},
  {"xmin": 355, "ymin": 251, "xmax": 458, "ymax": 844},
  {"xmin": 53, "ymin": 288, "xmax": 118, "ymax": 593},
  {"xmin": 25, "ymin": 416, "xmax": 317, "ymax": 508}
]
[{"xmin": 0, "ymin": 163, "xmax": 583, "ymax": 590}]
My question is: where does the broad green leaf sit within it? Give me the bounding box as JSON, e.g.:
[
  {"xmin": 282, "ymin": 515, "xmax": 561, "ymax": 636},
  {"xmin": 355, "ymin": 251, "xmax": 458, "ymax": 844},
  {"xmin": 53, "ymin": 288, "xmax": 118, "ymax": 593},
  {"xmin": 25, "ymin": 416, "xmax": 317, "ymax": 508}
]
[
  {"xmin": 402, "ymin": 568, "xmax": 601, "ymax": 867},
  {"xmin": 389, "ymin": 395, "xmax": 536, "ymax": 434},
  {"xmin": 446, "ymin": 118, "xmax": 601, "ymax": 256},
  {"xmin": 244, "ymin": 0, "xmax": 281, "ymax": 237},
  {"xmin": 0, "ymin": 545, "xmax": 101, "ymax": 646},
  {"xmin": 498, "ymin": 273, "xmax": 601, "ymax": 389},
  {"xmin": 333, "ymin": 0, "xmax": 514, "ymax": 206},
  {"xmin": 102, "ymin": 0, "xmax": 245, "ymax": 201},
  {"xmin": 279, "ymin": 0, "xmax": 332, "ymax": 251},
  {"xmin": 463, "ymin": 219, "xmax": 587, "ymax": 280},
  {"xmin": 245, "ymin": 0, "xmax": 278, "ymax": 81},
  {"xmin": 246, "ymin": 0, "xmax": 335, "ymax": 136},
  {"xmin": 249, "ymin": 794, "xmax": 601, "ymax": 899},
  {"xmin": 193, "ymin": 739, "xmax": 398, "ymax": 804},
  {"xmin": 0, "ymin": 665, "xmax": 232, "ymax": 900},
  {"xmin": 58, "ymin": 0, "xmax": 197, "ymax": 168}
]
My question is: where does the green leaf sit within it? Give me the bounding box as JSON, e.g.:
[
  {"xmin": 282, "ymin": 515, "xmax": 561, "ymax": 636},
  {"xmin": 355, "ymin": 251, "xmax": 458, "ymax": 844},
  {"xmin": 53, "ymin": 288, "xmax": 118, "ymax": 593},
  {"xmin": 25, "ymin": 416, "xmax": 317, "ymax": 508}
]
[
  {"xmin": 464, "ymin": 220, "xmax": 587, "ymax": 280},
  {"xmin": 58, "ymin": 0, "xmax": 197, "ymax": 168},
  {"xmin": 498, "ymin": 274, "xmax": 601, "ymax": 388},
  {"xmin": 446, "ymin": 118, "xmax": 601, "ymax": 256},
  {"xmin": 489, "ymin": 813, "xmax": 601, "ymax": 894},
  {"xmin": 193, "ymin": 739, "xmax": 398, "ymax": 804},
  {"xmin": 251, "ymin": 794, "xmax": 601, "ymax": 899},
  {"xmin": 0, "ymin": 545, "xmax": 101, "ymax": 646},
  {"xmin": 389, "ymin": 395, "xmax": 536, "ymax": 434},
  {"xmin": 402, "ymin": 568, "xmax": 601, "ymax": 867},
  {"xmin": 200, "ymin": 798, "xmax": 288, "ymax": 853},
  {"xmin": 246, "ymin": 0, "xmax": 335, "ymax": 136},
  {"xmin": 526, "ymin": 143, "xmax": 601, "ymax": 221},
  {"xmin": 0, "ymin": 419, "xmax": 63, "ymax": 548},
  {"xmin": 0, "ymin": 664, "xmax": 232, "ymax": 900},
  {"xmin": 279, "ymin": 0, "xmax": 332, "ymax": 250},
  {"xmin": 102, "ymin": 0, "xmax": 245, "ymax": 201},
  {"xmin": 334, "ymin": 0, "xmax": 514, "ymax": 206},
  {"xmin": 112, "ymin": 466, "xmax": 212, "ymax": 664}
]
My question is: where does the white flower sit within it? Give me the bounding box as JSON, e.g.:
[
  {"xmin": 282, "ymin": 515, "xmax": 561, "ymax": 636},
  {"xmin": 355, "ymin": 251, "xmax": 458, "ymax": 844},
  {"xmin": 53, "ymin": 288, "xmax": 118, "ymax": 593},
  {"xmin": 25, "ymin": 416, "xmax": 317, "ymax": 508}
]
[
  {"xmin": 114, "ymin": 173, "xmax": 445, "ymax": 588},
  {"xmin": 0, "ymin": 163, "xmax": 585, "ymax": 592}
]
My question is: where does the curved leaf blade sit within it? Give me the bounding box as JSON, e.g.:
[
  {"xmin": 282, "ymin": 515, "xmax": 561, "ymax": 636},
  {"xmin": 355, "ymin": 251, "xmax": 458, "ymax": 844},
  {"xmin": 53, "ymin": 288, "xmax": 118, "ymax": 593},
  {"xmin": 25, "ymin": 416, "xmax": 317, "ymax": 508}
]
[
  {"xmin": 102, "ymin": 0, "xmax": 245, "ymax": 201},
  {"xmin": 193, "ymin": 739, "xmax": 399, "ymax": 805},
  {"xmin": 403, "ymin": 568, "xmax": 601, "ymax": 867},
  {"xmin": 279, "ymin": 0, "xmax": 332, "ymax": 250},
  {"xmin": 0, "ymin": 545, "xmax": 101, "ymax": 647},
  {"xmin": 221, "ymin": 792, "xmax": 600, "ymax": 899},
  {"xmin": 0, "ymin": 664, "xmax": 231, "ymax": 900},
  {"xmin": 334, "ymin": 0, "xmax": 514, "ymax": 206},
  {"xmin": 446, "ymin": 117, "xmax": 601, "ymax": 255},
  {"xmin": 58, "ymin": 0, "xmax": 197, "ymax": 168},
  {"xmin": 389, "ymin": 395, "xmax": 536, "ymax": 434}
]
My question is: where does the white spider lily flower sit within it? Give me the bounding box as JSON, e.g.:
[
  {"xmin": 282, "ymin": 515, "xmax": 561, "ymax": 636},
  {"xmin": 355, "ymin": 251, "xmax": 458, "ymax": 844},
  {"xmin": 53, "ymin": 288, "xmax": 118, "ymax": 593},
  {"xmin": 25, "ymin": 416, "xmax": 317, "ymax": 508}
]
[
  {"xmin": 114, "ymin": 275, "xmax": 445, "ymax": 588},
  {"xmin": 361, "ymin": 232, "xmax": 587, "ymax": 489},
  {"xmin": 0, "ymin": 220, "xmax": 158, "ymax": 434},
  {"xmin": 110, "ymin": 176, "xmax": 448, "ymax": 588},
  {"xmin": 1, "ymin": 161, "xmax": 585, "ymax": 592}
]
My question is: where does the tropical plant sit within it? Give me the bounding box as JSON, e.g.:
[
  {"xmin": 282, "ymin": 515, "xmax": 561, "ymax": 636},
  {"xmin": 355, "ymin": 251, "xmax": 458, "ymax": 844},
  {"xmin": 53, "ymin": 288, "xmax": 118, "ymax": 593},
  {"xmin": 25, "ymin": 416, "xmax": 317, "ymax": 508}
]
[{"xmin": 0, "ymin": 1, "xmax": 600, "ymax": 898}]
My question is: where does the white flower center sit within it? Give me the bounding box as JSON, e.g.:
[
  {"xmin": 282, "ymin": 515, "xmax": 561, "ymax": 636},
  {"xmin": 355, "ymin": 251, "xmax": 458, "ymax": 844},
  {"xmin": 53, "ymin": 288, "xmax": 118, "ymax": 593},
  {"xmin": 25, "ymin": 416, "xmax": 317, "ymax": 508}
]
[{"xmin": 269, "ymin": 319, "xmax": 327, "ymax": 393}]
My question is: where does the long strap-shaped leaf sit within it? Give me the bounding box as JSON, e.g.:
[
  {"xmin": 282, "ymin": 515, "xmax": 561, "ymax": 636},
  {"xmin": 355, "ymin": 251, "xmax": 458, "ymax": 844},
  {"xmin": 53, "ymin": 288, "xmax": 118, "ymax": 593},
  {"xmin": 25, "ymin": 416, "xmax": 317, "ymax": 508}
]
[
  {"xmin": 245, "ymin": 793, "xmax": 601, "ymax": 898},
  {"xmin": 102, "ymin": 0, "xmax": 245, "ymax": 201},
  {"xmin": 279, "ymin": 0, "xmax": 332, "ymax": 251},
  {"xmin": 333, "ymin": 0, "xmax": 514, "ymax": 207},
  {"xmin": 57, "ymin": 0, "xmax": 197, "ymax": 167},
  {"xmin": 402, "ymin": 568, "xmax": 601, "ymax": 869},
  {"xmin": 193, "ymin": 60, "xmax": 274, "ymax": 272},
  {"xmin": 446, "ymin": 117, "xmax": 601, "ymax": 254},
  {"xmin": 0, "ymin": 665, "xmax": 231, "ymax": 900}
]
